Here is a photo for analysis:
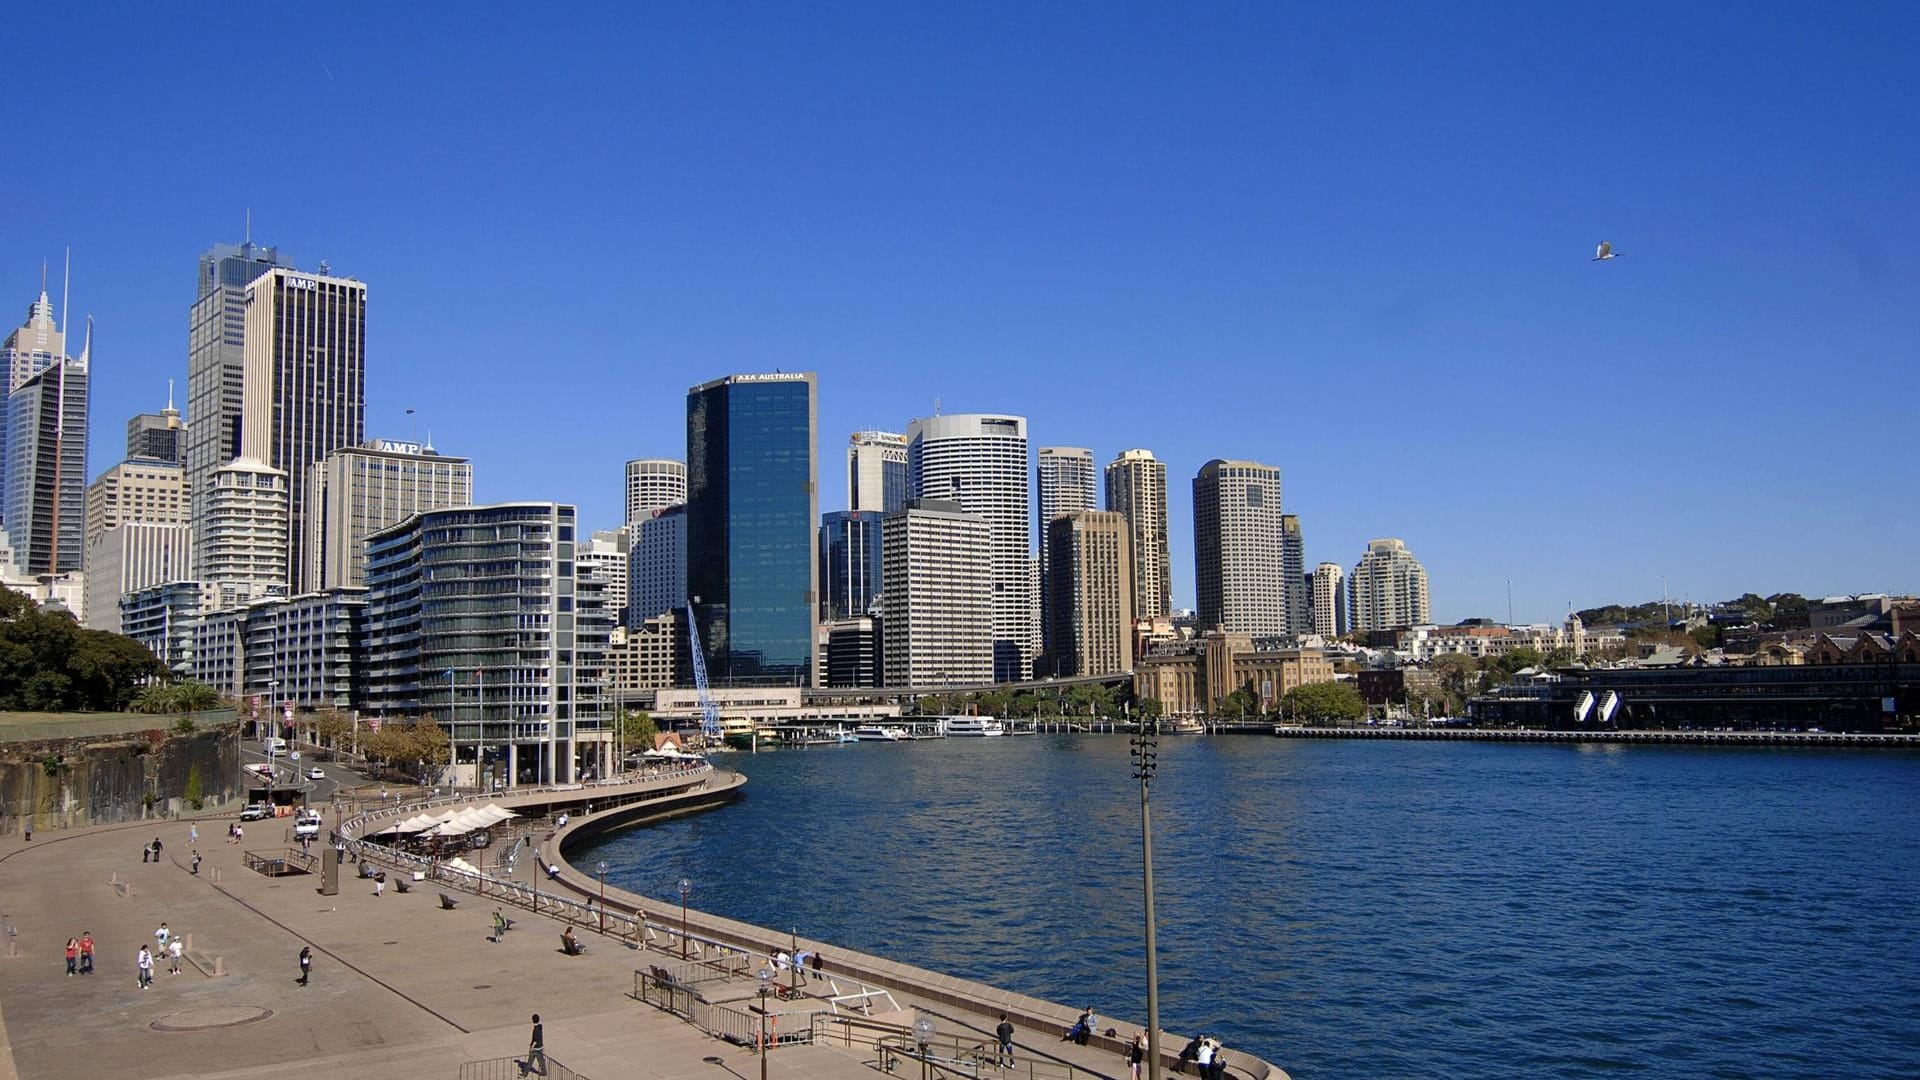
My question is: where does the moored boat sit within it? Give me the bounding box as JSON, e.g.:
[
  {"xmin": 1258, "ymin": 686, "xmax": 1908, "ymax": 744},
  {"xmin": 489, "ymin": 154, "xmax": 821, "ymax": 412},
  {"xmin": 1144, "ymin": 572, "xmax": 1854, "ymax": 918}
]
[{"xmin": 943, "ymin": 716, "xmax": 1007, "ymax": 737}]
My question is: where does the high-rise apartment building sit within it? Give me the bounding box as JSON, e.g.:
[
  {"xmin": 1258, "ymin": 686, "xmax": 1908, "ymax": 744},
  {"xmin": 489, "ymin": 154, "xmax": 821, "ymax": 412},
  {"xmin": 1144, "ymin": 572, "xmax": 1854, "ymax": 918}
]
[
  {"xmin": 82, "ymin": 522, "xmax": 192, "ymax": 633},
  {"xmin": 1105, "ymin": 449, "xmax": 1171, "ymax": 622},
  {"xmin": 121, "ymin": 581, "xmax": 219, "ymax": 677},
  {"xmin": 84, "ymin": 459, "xmax": 188, "ymax": 555},
  {"xmin": 0, "ymin": 286, "xmax": 64, "ymax": 521},
  {"xmin": 820, "ymin": 616, "xmax": 879, "ymax": 689},
  {"xmin": 1035, "ymin": 446, "xmax": 1096, "ymax": 674},
  {"xmin": 906, "ymin": 413, "xmax": 1034, "ymax": 682},
  {"xmin": 631, "ymin": 505, "xmax": 687, "ymax": 625},
  {"xmin": 303, "ymin": 440, "xmax": 472, "ymax": 592},
  {"xmin": 1045, "ymin": 510, "xmax": 1135, "ymax": 678},
  {"xmin": 1192, "ymin": 459, "xmax": 1286, "ymax": 636},
  {"xmin": 819, "ymin": 510, "xmax": 883, "ymax": 621},
  {"xmin": 240, "ymin": 266, "xmax": 367, "ymax": 589},
  {"xmin": 126, "ymin": 394, "xmax": 185, "ymax": 464},
  {"xmin": 363, "ymin": 503, "xmax": 599, "ymax": 787},
  {"xmin": 623, "ymin": 458, "xmax": 687, "ymax": 529},
  {"xmin": 201, "ymin": 457, "xmax": 290, "ymax": 611},
  {"xmin": 847, "ymin": 431, "xmax": 908, "ymax": 514},
  {"xmin": 1350, "ymin": 538, "xmax": 1431, "ymax": 632},
  {"xmin": 4, "ymin": 337, "xmax": 88, "ymax": 576},
  {"xmin": 578, "ymin": 528, "xmax": 631, "ymax": 627},
  {"xmin": 1311, "ymin": 562, "xmax": 1348, "ymax": 638},
  {"xmin": 686, "ymin": 373, "xmax": 818, "ymax": 685},
  {"xmin": 879, "ymin": 498, "xmax": 992, "ymax": 688},
  {"xmin": 1280, "ymin": 513, "xmax": 1309, "ymax": 634},
  {"xmin": 185, "ymin": 241, "xmax": 285, "ymax": 570}
]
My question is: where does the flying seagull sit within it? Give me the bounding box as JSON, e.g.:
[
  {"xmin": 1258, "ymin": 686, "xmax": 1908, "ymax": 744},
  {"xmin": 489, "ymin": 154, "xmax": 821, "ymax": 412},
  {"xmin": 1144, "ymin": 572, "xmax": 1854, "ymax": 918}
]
[{"xmin": 1592, "ymin": 241, "xmax": 1623, "ymax": 262}]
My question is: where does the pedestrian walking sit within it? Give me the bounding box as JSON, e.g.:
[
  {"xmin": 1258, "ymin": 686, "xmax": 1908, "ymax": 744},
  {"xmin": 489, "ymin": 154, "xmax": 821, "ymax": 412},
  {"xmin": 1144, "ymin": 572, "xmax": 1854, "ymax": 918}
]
[
  {"xmin": 297, "ymin": 946, "xmax": 312, "ymax": 986},
  {"xmin": 189, "ymin": 823, "xmax": 198, "ymax": 844},
  {"xmin": 65, "ymin": 937, "xmax": 78, "ymax": 976},
  {"xmin": 191, "ymin": 851, "xmax": 202, "ymax": 876},
  {"xmin": 154, "ymin": 923, "xmax": 170, "ymax": 952},
  {"xmin": 1128, "ymin": 1032, "xmax": 1148, "ymax": 1080},
  {"xmin": 142, "ymin": 841, "xmax": 153, "ymax": 864},
  {"xmin": 525, "ymin": 1013, "xmax": 547, "ymax": 1076},
  {"xmin": 168, "ymin": 938, "xmax": 183, "ymax": 975},
  {"xmin": 234, "ymin": 824, "xmax": 244, "ymax": 845},
  {"xmin": 373, "ymin": 872, "xmax": 385, "ymax": 897},
  {"xmin": 151, "ymin": 837, "xmax": 163, "ymax": 861},
  {"xmin": 136, "ymin": 945, "xmax": 154, "ymax": 989},
  {"xmin": 996, "ymin": 1014, "xmax": 1016, "ymax": 1066},
  {"xmin": 78, "ymin": 932, "xmax": 93, "ymax": 974}
]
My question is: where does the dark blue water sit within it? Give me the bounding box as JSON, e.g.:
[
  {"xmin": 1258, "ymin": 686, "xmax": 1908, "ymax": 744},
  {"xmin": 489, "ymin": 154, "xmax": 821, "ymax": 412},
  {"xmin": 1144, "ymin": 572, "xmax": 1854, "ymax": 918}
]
[{"xmin": 579, "ymin": 736, "xmax": 1920, "ymax": 1080}]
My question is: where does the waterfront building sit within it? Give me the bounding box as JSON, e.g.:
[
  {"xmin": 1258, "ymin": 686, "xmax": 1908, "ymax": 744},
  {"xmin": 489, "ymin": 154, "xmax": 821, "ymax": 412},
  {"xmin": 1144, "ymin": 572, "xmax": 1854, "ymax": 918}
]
[
  {"xmin": 83, "ymin": 458, "xmax": 188, "ymax": 554},
  {"xmin": 1036, "ymin": 446, "xmax": 1097, "ymax": 674},
  {"xmin": 1350, "ymin": 538, "xmax": 1431, "ymax": 633},
  {"xmin": 820, "ymin": 616, "xmax": 880, "ymax": 689},
  {"xmin": 624, "ymin": 458, "xmax": 687, "ymax": 529},
  {"xmin": 363, "ymin": 502, "xmax": 601, "ymax": 786},
  {"xmin": 1393, "ymin": 616, "xmax": 1618, "ymax": 662},
  {"xmin": 686, "ymin": 373, "xmax": 818, "ymax": 686},
  {"xmin": 1045, "ymin": 510, "xmax": 1134, "ymax": 678},
  {"xmin": 578, "ymin": 528, "xmax": 631, "ymax": 627},
  {"xmin": 81, "ymin": 522, "xmax": 191, "ymax": 633},
  {"xmin": 126, "ymin": 395, "xmax": 185, "ymax": 464},
  {"xmin": 239, "ymin": 265, "xmax": 367, "ymax": 588},
  {"xmin": 201, "ymin": 457, "xmax": 290, "ymax": 610},
  {"xmin": 1192, "ymin": 459, "xmax": 1286, "ymax": 637},
  {"xmin": 880, "ymin": 498, "xmax": 993, "ymax": 688},
  {"xmin": 649, "ymin": 687, "xmax": 902, "ymax": 731},
  {"xmin": 185, "ymin": 241, "xmax": 286, "ymax": 572},
  {"xmin": 5, "ymin": 341, "xmax": 89, "ymax": 577},
  {"xmin": 905, "ymin": 413, "xmax": 1034, "ymax": 682},
  {"xmin": 609, "ymin": 613, "xmax": 682, "ymax": 702},
  {"xmin": 0, "ymin": 286, "xmax": 64, "ymax": 522},
  {"xmin": 303, "ymin": 439, "xmax": 472, "ymax": 592},
  {"xmin": 1133, "ymin": 629, "xmax": 1337, "ymax": 716},
  {"xmin": 631, "ymin": 505, "xmax": 686, "ymax": 625},
  {"xmin": 121, "ymin": 581, "xmax": 218, "ymax": 677},
  {"xmin": 1281, "ymin": 514, "xmax": 1309, "ymax": 634},
  {"xmin": 819, "ymin": 510, "xmax": 883, "ymax": 621},
  {"xmin": 1105, "ymin": 448, "xmax": 1171, "ymax": 622},
  {"xmin": 1311, "ymin": 562, "xmax": 1349, "ymax": 638},
  {"xmin": 847, "ymin": 431, "xmax": 908, "ymax": 514}
]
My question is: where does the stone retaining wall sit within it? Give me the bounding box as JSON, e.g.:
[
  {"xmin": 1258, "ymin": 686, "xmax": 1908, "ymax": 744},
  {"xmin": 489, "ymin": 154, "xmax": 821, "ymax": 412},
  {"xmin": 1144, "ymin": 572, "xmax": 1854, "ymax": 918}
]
[{"xmin": 0, "ymin": 722, "xmax": 241, "ymax": 833}]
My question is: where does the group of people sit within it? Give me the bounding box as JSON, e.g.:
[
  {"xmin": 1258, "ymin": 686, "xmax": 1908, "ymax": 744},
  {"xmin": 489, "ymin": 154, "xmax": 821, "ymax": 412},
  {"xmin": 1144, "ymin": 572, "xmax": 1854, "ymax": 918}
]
[
  {"xmin": 127, "ymin": 922, "xmax": 185, "ymax": 989},
  {"xmin": 139, "ymin": 836, "xmax": 165, "ymax": 863},
  {"xmin": 60, "ymin": 931, "xmax": 95, "ymax": 976},
  {"xmin": 1177, "ymin": 1033, "xmax": 1231, "ymax": 1078}
]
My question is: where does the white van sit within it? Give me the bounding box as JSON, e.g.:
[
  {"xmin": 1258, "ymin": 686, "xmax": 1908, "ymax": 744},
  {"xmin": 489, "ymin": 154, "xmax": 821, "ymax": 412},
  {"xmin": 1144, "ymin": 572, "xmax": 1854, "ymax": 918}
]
[{"xmin": 262, "ymin": 737, "xmax": 288, "ymax": 755}]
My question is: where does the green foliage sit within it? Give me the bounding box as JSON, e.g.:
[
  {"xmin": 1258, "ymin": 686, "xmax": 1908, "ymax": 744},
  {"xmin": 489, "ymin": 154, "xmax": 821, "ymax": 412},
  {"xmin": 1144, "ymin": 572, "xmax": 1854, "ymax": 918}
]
[
  {"xmin": 184, "ymin": 765, "xmax": 204, "ymax": 810},
  {"xmin": 172, "ymin": 716, "xmax": 197, "ymax": 735},
  {"xmin": 0, "ymin": 584, "xmax": 169, "ymax": 708},
  {"xmin": 40, "ymin": 754, "xmax": 68, "ymax": 777},
  {"xmin": 362, "ymin": 717, "xmax": 453, "ymax": 776},
  {"xmin": 1213, "ymin": 686, "xmax": 1260, "ymax": 719},
  {"xmin": 314, "ymin": 709, "xmax": 355, "ymax": 747},
  {"xmin": 132, "ymin": 680, "xmax": 224, "ymax": 715},
  {"xmin": 1135, "ymin": 696, "xmax": 1163, "ymax": 722},
  {"xmin": 1281, "ymin": 681, "xmax": 1366, "ymax": 724},
  {"xmin": 619, "ymin": 709, "xmax": 658, "ymax": 747}
]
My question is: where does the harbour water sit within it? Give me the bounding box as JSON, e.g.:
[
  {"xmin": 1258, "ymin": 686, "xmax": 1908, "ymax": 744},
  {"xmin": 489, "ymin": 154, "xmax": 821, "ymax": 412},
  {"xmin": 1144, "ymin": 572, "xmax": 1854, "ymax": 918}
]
[{"xmin": 580, "ymin": 735, "xmax": 1920, "ymax": 1079}]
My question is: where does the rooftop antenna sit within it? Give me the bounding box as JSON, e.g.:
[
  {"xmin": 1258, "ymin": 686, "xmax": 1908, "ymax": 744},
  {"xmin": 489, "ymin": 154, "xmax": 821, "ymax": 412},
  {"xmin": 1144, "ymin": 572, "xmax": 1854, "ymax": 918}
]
[
  {"xmin": 245, "ymin": 207, "xmax": 251, "ymax": 246},
  {"xmin": 166, "ymin": 378, "xmax": 175, "ymax": 412},
  {"xmin": 1507, "ymin": 579, "xmax": 1514, "ymax": 625},
  {"xmin": 40, "ymin": 259, "xmax": 46, "ymax": 294},
  {"xmin": 934, "ymin": 397, "xmax": 942, "ymax": 417}
]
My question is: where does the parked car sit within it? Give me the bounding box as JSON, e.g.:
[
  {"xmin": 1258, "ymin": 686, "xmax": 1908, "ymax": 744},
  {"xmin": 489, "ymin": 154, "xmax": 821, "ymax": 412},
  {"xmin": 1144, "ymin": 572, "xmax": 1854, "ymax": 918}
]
[
  {"xmin": 239, "ymin": 803, "xmax": 273, "ymax": 821},
  {"xmin": 293, "ymin": 813, "xmax": 322, "ymax": 839},
  {"xmin": 306, "ymin": 766, "xmax": 326, "ymax": 780}
]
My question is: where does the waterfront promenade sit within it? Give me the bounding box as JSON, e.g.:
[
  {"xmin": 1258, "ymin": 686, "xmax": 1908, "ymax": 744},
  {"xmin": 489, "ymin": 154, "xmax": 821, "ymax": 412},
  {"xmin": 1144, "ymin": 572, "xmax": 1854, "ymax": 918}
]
[{"xmin": 0, "ymin": 770, "xmax": 1285, "ymax": 1080}]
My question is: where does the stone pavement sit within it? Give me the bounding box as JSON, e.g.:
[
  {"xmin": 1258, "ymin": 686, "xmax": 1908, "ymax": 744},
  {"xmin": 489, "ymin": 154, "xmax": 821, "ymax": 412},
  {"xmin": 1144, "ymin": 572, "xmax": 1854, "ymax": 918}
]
[{"xmin": 0, "ymin": 805, "xmax": 1189, "ymax": 1080}]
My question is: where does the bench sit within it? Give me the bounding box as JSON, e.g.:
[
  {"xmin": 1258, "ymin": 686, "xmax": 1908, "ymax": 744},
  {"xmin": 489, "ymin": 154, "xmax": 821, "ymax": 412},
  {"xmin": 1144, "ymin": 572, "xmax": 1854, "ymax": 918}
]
[
  {"xmin": 394, "ymin": 876, "xmax": 412, "ymax": 894},
  {"xmin": 561, "ymin": 935, "xmax": 587, "ymax": 956},
  {"xmin": 439, "ymin": 893, "xmax": 460, "ymax": 910}
]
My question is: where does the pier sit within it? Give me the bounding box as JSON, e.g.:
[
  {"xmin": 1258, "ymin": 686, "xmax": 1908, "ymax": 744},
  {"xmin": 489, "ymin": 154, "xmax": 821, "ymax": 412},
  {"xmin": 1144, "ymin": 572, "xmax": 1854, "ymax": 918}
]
[{"xmin": 1267, "ymin": 725, "xmax": 1919, "ymax": 747}]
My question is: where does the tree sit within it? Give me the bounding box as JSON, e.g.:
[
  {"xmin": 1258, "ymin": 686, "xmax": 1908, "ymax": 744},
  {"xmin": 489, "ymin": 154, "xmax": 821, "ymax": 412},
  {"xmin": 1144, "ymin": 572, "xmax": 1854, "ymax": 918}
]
[
  {"xmin": 1214, "ymin": 687, "xmax": 1259, "ymax": 720},
  {"xmin": 1135, "ymin": 696, "xmax": 1164, "ymax": 722},
  {"xmin": 1281, "ymin": 681, "xmax": 1366, "ymax": 724},
  {"xmin": 314, "ymin": 709, "xmax": 355, "ymax": 749},
  {"xmin": 619, "ymin": 709, "xmax": 658, "ymax": 748}
]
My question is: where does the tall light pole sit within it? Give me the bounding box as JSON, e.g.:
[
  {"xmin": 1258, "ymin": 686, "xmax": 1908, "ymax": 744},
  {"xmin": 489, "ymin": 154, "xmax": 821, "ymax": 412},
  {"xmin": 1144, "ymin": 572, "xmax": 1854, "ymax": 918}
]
[
  {"xmin": 596, "ymin": 860, "xmax": 609, "ymax": 935},
  {"xmin": 757, "ymin": 966, "xmax": 774, "ymax": 1080},
  {"xmin": 1131, "ymin": 719, "xmax": 1163, "ymax": 1080},
  {"xmin": 913, "ymin": 1015, "xmax": 935, "ymax": 1080},
  {"xmin": 679, "ymin": 877, "xmax": 692, "ymax": 959},
  {"xmin": 266, "ymin": 679, "xmax": 280, "ymax": 784}
]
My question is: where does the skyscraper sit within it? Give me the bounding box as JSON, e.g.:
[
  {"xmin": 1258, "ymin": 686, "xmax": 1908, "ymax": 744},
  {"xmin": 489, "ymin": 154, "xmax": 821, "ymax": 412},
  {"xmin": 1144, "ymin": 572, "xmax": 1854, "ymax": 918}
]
[
  {"xmin": 185, "ymin": 241, "xmax": 285, "ymax": 569},
  {"xmin": 906, "ymin": 413, "xmax": 1034, "ymax": 682},
  {"xmin": 1035, "ymin": 446, "xmax": 1096, "ymax": 674},
  {"xmin": 201, "ymin": 457, "xmax": 290, "ymax": 610},
  {"xmin": 1105, "ymin": 449, "xmax": 1171, "ymax": 621},
  {"xmin": 624, "ymin": 458, "xmax": 687, "ymax": 529},
  {"xmin": 1192, "ymin": 459, "xmax": 1286, "ymax": 636},
  {"xmin": 82, "ymin": 522, "xmax": 192, "ymax": 634},
  {"xmin": 303, "ymin": 439, "xmax": 473, "ymax": 592},
  {"xmin": 1311, "ymin": 562, "xmax": 1349, "ymax": 638},
  {"xmin": 1045, "ymin": 510, "xmax": 1135, "ymax": 677},
  {"xmin": 4, "ymin": 334, "xmax": 88, "ymax": 576},
  {"xmin": 686, "ymin": 373, "xmax": 818, "ymax": 686},
  {"xmin": 847, "ymin": 431, "xmax": 908, "ymax": 514},
  {"xmin": 84, "ymin": 458, "xmax": 188, "ymax": 556},
  {"xmin": 631, "ymin": 505, "xmax": 687, "ymax": 625},
  {"xmin": 1350, "ymin": 538, "xmax": 1431, "ymax": 632},
  {"xmin": 240, "ymin": 266, "xmax": 367, "ymax": 589},
  {"xmin": 0, "ymin": 284, "xmax": 64, "ymax": 521},
  {"xmin": 126, "ymin": 393, "xmax": 185, "ymax": 464},
  {"xmin": 820, "ymin": 510, "xmax": 883, "ymax": 620},
  {"xmin": 1281, "ymin": 513, "xmax": 1309, "ymax": 634},
  {"xmin": 578, "ymin": 528, "xmax": 631, "ymax": 628},
  {"xmin": 879, "ymin": 498, "xmax": 992, "ymax": 688}
]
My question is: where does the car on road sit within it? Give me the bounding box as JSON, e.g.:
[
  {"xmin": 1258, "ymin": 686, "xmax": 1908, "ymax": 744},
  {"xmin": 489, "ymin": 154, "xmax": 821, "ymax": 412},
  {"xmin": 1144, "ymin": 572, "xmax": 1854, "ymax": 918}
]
[
  {"xmin": 306, "ymin": 766, "xmax": 326, "ymax": 780},
  {"xmin": 239, "ymin": 803, "xmax": 273, "ymax": 821},
  {"xmin": 293, "ymin": 811, "xmax": 322, "ymax": 839}
]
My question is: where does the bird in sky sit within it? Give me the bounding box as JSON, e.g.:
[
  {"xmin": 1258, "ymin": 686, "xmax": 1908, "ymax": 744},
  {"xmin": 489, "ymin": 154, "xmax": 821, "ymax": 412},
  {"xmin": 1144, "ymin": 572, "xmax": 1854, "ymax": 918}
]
[{"xmin": 1592, "ymin": 241, "xmax": 1623, "ymax": 262}]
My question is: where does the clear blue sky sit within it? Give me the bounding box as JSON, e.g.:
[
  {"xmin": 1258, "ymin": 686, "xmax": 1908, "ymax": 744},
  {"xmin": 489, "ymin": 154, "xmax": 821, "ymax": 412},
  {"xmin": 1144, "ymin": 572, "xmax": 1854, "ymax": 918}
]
[{"xmin": 7, "ymin": 4, "xmax": 1916, "ymax": 621}]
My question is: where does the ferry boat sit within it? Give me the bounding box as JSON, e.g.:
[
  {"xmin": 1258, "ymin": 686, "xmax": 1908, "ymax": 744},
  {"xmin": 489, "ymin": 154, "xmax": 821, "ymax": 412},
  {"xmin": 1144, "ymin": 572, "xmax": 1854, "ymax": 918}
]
[
  {"xmin": 1162, "ymin": 717, "xmax": 1207, "ymax": 735},
  {"xmin": 852, "ymin": 725, "xmax": 907, "ymax": 742},
  {"xmin": 943, "ymin": 716, "xmax": 1007, "ymax": 737}
]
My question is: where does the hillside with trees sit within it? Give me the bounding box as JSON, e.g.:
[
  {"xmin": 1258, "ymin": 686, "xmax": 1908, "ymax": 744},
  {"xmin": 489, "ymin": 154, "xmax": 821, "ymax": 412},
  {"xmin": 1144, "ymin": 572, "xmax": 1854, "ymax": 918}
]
[{"xmin": 0, "ymin": 588, "xmax": 165, "ymax": 712}]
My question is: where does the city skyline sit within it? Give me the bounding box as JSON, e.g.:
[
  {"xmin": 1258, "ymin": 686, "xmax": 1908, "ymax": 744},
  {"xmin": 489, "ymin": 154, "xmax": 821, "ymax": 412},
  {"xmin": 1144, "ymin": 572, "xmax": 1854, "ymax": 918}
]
[{"xmin": 7, "ymin": 6, "xmax": 1915, "ymax": 622}]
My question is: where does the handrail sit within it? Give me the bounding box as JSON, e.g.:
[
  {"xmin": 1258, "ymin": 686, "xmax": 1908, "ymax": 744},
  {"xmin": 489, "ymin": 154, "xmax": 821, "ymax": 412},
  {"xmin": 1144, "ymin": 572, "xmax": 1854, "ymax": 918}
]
[
  {"xmin": 457, "ymin": 1053, "xmax": 588, "ymax": 1080},
  {"xmin": 339, "ymin": 763, "xmax": 713, "ymax": 841},
  {"xmin": 814, "ymin": 1014, "xmax": 1097, "ymax": 1080}
]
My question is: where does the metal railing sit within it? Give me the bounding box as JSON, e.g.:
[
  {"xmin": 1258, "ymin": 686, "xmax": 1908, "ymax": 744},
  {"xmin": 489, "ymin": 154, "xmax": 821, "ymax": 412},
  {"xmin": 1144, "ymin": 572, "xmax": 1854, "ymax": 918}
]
[
  {"xmin": 811, "ymin": 1014, "xmax": 1099, "ymax": 1080},
  {"xmin": 457, "ymin": 1054, "xmax": 588, "ymax": 1080}
]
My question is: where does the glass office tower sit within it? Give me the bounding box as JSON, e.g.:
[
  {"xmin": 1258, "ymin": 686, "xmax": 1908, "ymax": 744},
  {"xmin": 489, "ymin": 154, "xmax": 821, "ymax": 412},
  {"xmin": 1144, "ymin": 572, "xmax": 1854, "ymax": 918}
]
[
  {"xmin": 686, "ymin": 373, "xmax": 818, "ymax": 685},
  {"xmin": 820, "ymin": 509, "xmax": 883, "ymax": 620}
]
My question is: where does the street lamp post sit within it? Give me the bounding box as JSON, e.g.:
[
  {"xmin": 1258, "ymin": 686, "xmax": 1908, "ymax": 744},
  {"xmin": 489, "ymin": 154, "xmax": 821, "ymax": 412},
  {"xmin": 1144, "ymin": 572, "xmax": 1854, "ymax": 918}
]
[
  {"xmin": 266, "ymin": 679, "xmax": 281, "ymax": 784},
  {"xmin": 757, "ymin": 966, "xmax": 774, "ymax": 1080},
  {"xmin": 1131, "ymin": 719, "xmax": 1163, "ymax": 1080},
  {"xmin": 913, "ymin": 1015, "xmax": 935, "ymax": 1080},
  {"xmin": 678, "ymin": 877, "xmax": 692, "ymax": 958},
  {"xmin": 596, "ymin": 860, "xmax": 609, "ymax": 935}
]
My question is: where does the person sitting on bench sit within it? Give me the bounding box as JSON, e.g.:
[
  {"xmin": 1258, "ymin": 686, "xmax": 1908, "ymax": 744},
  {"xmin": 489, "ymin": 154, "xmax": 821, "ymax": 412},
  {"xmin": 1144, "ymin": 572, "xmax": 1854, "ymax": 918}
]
[
  {"xmin": 561, "ymin": 927, "xmax": 586, "ymax": 955},
  {"xmin": 545, "ymin": 862, "xmax": 560, "ymax": 880}
]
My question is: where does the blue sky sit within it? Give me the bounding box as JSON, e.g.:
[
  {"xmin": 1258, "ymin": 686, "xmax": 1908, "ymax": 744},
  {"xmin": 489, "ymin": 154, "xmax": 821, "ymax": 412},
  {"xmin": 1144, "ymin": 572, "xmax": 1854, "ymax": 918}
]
[{"xmin": 6, "ymin": 4, "xmax": 1916, "ymax": 621}]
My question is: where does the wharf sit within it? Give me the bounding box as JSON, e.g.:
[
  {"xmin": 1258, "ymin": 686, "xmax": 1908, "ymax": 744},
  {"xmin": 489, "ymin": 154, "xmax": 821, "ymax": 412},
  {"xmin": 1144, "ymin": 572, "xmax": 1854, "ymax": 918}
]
[
  {"xmin": 0, "ymin": 767, "xmax": 1288, "ymax": 1080},
  {"xmin": 1269, "ymin": 725, "xmax": 1918, "ymax": 746}
]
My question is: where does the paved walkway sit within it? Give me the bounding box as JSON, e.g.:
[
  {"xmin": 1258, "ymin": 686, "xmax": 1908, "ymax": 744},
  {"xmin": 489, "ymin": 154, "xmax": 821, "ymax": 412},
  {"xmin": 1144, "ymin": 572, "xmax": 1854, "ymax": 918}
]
[{"xmin": 0, "ymin": 800, "xmax": 1176, "ymax": 1080}]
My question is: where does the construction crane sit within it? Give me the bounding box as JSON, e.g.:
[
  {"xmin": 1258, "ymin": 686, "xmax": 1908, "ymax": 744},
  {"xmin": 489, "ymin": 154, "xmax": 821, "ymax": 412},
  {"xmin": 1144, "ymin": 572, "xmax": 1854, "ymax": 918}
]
[{"xmin": 684, "ymin": 604, "xmax": 722, "ymax": 741}]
